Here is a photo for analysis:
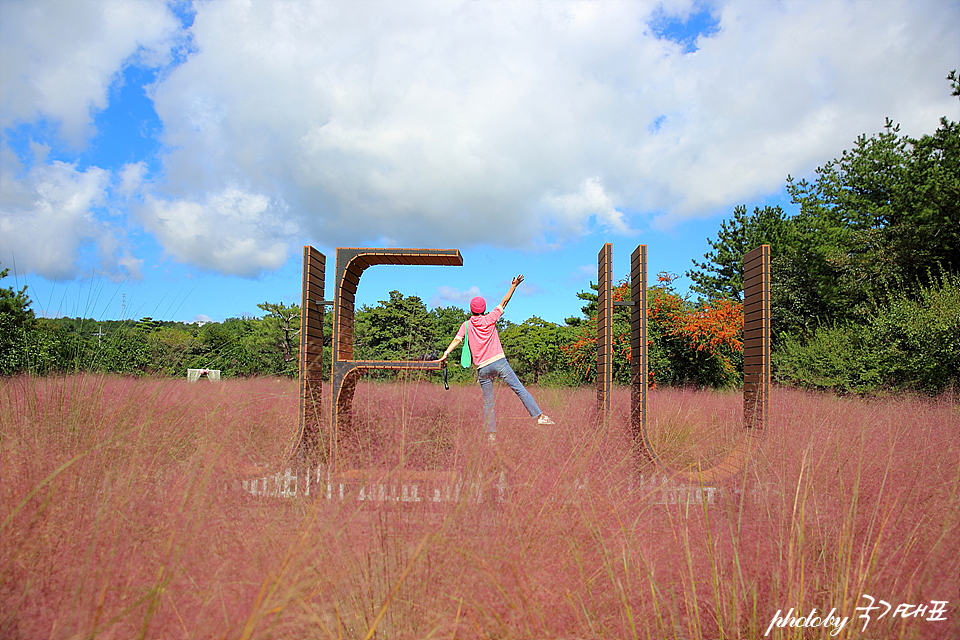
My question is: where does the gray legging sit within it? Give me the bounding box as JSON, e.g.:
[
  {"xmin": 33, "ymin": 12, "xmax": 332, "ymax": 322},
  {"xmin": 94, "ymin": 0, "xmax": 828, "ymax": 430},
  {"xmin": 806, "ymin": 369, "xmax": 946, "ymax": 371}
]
[{"xmin": 477, "ymin": 358, "xmax": 541, "ymax": 433}]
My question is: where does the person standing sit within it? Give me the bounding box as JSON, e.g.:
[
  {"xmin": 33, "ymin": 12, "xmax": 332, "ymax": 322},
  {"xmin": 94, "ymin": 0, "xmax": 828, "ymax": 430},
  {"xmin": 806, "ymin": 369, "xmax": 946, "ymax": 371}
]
[{"xmin": 438, "ymin": 275, "xmax": 554, "ymax": 442}]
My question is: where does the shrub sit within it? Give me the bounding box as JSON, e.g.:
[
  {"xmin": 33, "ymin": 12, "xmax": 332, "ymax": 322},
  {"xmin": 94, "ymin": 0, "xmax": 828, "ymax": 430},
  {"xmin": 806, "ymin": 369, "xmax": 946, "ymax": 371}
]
[
  {"xmin": 773, "ymin": 323, "xmax": 886, "ymax": 394},
  {"xmin": 871, "ymin": 272, "xmax": 960, "ymax": 392},
  {"xmin": 775, "ymin": 272, "xmax": 960, "ymax": 394}
]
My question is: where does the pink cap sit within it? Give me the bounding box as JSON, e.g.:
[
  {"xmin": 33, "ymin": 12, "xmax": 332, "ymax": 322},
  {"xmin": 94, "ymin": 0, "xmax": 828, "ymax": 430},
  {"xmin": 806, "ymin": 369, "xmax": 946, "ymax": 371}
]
[{"xmin": 470, "ymin": 296, "xmax": 486, "ymax": 314}]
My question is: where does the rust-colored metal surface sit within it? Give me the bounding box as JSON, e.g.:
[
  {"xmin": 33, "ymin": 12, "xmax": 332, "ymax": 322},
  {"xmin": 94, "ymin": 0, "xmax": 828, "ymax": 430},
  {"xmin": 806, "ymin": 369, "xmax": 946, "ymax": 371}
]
[
  {"xmin": 743, "ymin": 244, "xmax": 771, "ymax": 431},
  {"xmin": 630, "ymin": 244, "xmax": 770, "ymax": 484},
  {"xmin": 296, "ymin": 246, "xmax": 326, "ymax": 457},
  {"xmin": 629, "ymin": 244, "xmax": 648, "ymax": 459},
  {"xmin": 596, "ymin": 243, "xmax": 613, "ymax": 424},
  {"xmin": 330, "ymin": 247, "xmax": 463, "ymax": 469}
]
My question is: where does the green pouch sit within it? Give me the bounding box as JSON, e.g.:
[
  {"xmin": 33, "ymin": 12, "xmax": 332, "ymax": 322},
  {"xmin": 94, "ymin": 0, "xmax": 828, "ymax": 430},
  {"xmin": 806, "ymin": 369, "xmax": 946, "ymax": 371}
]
[{"xmin": 460, "ymin": 323, "xmax": 472, "ymax": 368}]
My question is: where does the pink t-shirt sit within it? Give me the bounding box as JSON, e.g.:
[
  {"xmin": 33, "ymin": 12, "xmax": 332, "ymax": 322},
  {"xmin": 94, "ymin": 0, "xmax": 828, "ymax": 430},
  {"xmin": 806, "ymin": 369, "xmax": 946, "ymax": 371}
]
[{"xmin": 456, "ymin": 306, "xmax": 505, "ymax": 368}]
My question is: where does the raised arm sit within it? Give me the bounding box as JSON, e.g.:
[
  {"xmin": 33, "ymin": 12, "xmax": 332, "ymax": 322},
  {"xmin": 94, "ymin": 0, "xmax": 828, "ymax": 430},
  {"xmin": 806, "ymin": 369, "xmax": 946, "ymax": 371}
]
[
  {"xmin": 498, "ymin": 274, "xmax": 524, "ymax": 310},
  {"xmin": 438, "ymin": 335, "xmax": 462, "ymax": 363}
]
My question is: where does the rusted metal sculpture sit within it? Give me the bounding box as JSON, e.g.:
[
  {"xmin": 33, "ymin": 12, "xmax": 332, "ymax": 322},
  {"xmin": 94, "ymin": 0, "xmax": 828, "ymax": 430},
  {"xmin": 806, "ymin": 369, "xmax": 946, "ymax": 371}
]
[
  {"xmin": 297, "ymin": 241, "xmax": 767, "ymax": 484},
  {"xmin": 597, "ymin": 243, "xmax": 770, "ymax": 483},
  {"xmin": 295, "ymin": 246, "xmax": 463, "ymax": 465},
  {"xmin": 329, "ymin": 247, "xmax": 462, "ymax": 467}
]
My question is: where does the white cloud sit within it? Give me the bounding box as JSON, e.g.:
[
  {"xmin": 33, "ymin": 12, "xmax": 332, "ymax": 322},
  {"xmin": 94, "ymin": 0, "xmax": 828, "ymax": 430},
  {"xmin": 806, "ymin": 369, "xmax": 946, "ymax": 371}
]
[
  {"xmin": 2, "ymin": 0, "xmax": 957, "ymax": 278},
  {"xmin": 569, "ymin": 264, "xmax": 598, "ymax": 284},
  {"xmin": 0, "ymin": 146, "xmax": 147, "ymax": 281},
  {"xmin": 0, "ymin": 0, "xmax": 179, "ymax": 279},
  {"xmin": 0, "ymin": 0, "xmax": 180, "ymax": 143},
  {"xmin": 140, "ymin": 187, "xmax": 296, "ymax": 277},
  {"xmin": 544, "ymin": 177, "xmax": 629, "ymax": 236},
  {"xmin": 432, "ymin": 285, "xmax": 483, "ymax": 308},
  {"xmin": 118, "ymin": 162, "xmax": 147, "ymax": 197},
  {"xmin": 148, "ymin": 0, "xmax": 956, "ymax": 247},
  {"xmin": 115, "ymin": 251, "xmax": 144, "ymax": 281},
  {"xmin": 0, "ymin": 154, "xmax": 107, "ymax": 278}
]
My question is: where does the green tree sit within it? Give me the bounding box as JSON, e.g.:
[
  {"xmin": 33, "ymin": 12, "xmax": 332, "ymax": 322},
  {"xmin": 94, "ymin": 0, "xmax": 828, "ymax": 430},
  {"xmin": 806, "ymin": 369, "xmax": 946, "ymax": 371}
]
[
  {"xmin": 147, "ymin": 326, "xmax": 198, "ymax": 376},
  {"xmin": 564, "ymin": 282, "xmax": 599, "ymax": 326},
  {"xmin": 560, "ymin": 278, "xmax": 633, "ymax": 386},
  {"xmin": 891, "ymin": 118, "xmax": 960, "ymax": 284},
  {"xmin": 500, "ymin": 316, "xmax": 563, "ymax": 385},
  {"xmin": 0, "ymin": 264, "xmax": 35, "ymax": 374},
  {"xmin": 758, "ymin": 77, "xmax": 959, "ymax": 393},
  {"xmin": 256, "ymin": 302, "xmax": 301, "ymax": 365},
  {"xmin": 97, "ymin": 326, "xmax": 150, "ymax": 374},
  {"xmin": 783, "ymin": 116, "xmax": 960, "ymax": 329},
  {"xmin": 774, "ymin": 272, "xmax": 960, "ymax": 395},
  {"xmin": 355, "ymin": 291, "xmax": 437, "ymax": 363},
  {"xmin": 0, "ymin": 264, "xmax": 34, "ymax": 326},
  {"xmin": 686, "ymin": 205, "xmax": 789, "ymax": 302},
  {"xmin": 135, "ymin": 316, "xmax": 164, "ymax": 333},
  {"xmin": 691, "ymin": 87, "xmax": 959, "ymax": 341},
  {"xmin": 188, "ymin": 319, "xmax": 253, "ymax": 376},
  {"xmin": 429, "ymin": 305, "xmax": 468, "ymax": 353}
]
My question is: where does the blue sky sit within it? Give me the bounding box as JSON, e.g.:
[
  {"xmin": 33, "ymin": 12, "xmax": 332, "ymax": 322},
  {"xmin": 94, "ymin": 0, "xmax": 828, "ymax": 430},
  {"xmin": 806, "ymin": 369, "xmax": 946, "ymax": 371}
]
[{"xmin": 2, "ymin": 0, "xmax": 958, "ymax": 327}]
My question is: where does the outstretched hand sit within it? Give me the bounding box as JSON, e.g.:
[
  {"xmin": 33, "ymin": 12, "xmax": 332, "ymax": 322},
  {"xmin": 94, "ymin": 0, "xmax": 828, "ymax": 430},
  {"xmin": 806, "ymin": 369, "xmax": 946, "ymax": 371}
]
[{"xmin": 512, "ymin": 274, "xmax": 524, "ymax": 287}]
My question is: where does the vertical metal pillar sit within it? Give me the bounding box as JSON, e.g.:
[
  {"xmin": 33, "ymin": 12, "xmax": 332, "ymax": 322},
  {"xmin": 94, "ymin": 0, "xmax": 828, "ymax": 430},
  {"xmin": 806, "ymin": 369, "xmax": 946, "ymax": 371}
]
[
  {"xmin": 596, "ymin": 243, "xmax": 614, "ymax": 425},
  {"xmin": 630, "ymin": 245, "xmax": 649, "ymax": 460},
  {"xmin": 743, "ymin": 245, "xmax": 771, "ymax": 430},
  {"xmin": 297, "ymin": 246, "xmax": 326, "ymax": 458}
]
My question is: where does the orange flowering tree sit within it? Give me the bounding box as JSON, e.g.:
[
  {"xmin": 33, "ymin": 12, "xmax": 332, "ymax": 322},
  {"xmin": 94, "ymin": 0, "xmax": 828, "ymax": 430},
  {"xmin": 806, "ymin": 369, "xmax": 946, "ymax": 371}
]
[
  {"xmin": 648, "ymin": 273, "xmax": 743, "ymax": 388},
  {"xmin": 561, "ymin": 274, "xmax": 744, "ymax": 388},
  {"xmin": 560, "ymin": 279, "xmax": 633, "ymax": 384}
]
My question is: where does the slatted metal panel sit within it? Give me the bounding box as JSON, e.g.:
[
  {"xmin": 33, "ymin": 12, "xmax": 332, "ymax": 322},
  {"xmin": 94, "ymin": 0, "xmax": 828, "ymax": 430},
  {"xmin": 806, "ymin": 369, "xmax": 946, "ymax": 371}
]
[
  {"xmin": 743, "ymin": 244, "xmax": 770, "ymax": 431},
  {"xmin": 330, "ymin": 247, "xmax": 463, "ymax": 470},
  {"xmin": 297, "ymin": 246, "xmax": 326, "ymax": 457},
  {"xmin": 630, "ymin": 245, "xmax": 649, "ymax": 460},
  {"xmin": 596, "ymin": 243, "xmax": 613, "ymax": 424},
  {"xmin": 666, "ymin": 244, "xmax": 768, "ymax": 483},
  {"xmin": 629, "ymin": 244, "xmax": 769, "ymax": 484}
]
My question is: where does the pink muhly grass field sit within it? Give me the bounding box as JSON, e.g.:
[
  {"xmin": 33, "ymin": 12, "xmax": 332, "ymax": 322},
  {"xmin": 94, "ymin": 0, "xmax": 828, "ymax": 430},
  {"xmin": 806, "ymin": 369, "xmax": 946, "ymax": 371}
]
[{"xmin": 1, "ymin": 374, "xmax": 958, "ymax": 639}]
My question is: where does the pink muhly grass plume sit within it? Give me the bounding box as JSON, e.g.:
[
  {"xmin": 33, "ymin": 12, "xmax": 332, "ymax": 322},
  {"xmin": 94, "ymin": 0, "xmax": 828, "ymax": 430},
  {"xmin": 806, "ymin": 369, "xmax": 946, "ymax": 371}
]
[{"xmin": 1, "ymin": 374, "xmax": 957, "ymax": 639}]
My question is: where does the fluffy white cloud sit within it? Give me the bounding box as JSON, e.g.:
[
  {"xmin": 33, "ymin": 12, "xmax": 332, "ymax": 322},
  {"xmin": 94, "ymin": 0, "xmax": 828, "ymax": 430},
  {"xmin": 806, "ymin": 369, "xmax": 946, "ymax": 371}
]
[
  {"xmin": 2, "ymin": 0, "xmax": 957, "ymax": 278},
  {"xmin": 432, "ymin": 285, "xmax": 483, "ymax": 307},
  {"xmin": 0, "ymin": 153, "xmax": 108, "ymax": 278},
  {"xmin": 140, "ymin": 187, "xmax": 296, "ymax": 277},
  {"xmin": 0, "ymin": 0, "xmax": 180, "ymax": 143},
  {"xmin": 544, "ymin": 177, "xmax": 629, "ymax": 236},
  {"xmin": 0, "ymin": 0, "xmax": 179, "ymax": 279},
  {"xmin": 149, "ymin": 0, "xmax": 956, "ymax": 247}
]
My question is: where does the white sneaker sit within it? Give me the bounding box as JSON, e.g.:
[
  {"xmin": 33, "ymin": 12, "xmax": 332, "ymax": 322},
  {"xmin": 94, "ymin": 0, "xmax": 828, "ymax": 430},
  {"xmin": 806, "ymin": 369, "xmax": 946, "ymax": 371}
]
[
  {"xmin": 487, "ymin": 432, "xmax": 497, "ymax": 443},
  {"xmin": 537, "ymin": 414, "xmax": 555, "ymax": 425}
]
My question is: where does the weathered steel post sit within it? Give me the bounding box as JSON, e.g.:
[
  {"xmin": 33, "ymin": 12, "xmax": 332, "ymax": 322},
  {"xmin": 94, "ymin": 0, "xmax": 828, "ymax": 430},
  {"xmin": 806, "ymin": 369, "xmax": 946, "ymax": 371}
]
[
  {"xmin": 596, "ymin": 243, "xmax": 614, "ymax": 426},
  {"xmin": 295, "ymin": 246, "xmax": 328, "ymax": 458}
]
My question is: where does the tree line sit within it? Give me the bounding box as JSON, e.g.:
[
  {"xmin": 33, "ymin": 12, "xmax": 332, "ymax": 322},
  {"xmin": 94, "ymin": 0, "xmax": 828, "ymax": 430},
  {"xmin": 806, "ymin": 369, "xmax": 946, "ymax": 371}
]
[
  {"xmin": 0, "ymin": 273, "xmax": 746, "ymax": 390},
  {"xmin": 686, "ymin": 74, "xmax": 959, "ymax": 394},
  {"xmin": 2, "ymin": 74, "xmax": 957, "ymax": 395}
]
